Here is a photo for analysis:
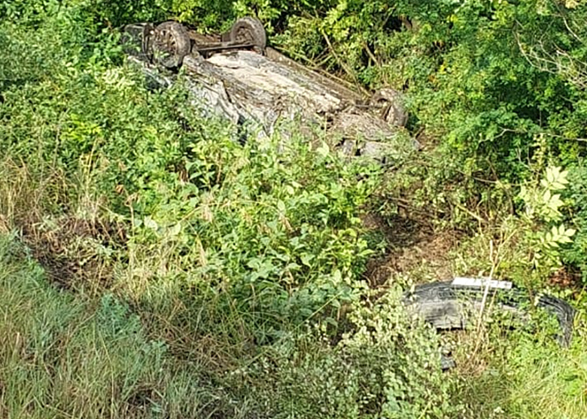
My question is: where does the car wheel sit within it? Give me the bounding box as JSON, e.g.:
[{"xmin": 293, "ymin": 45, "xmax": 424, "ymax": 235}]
[
  {"xmin": 230, "ymin": 17, "xmax": 267, "ymax": 51},
  {"xmin": 149, "ymin": 21, "xmax": 191, "ymax": 69}
]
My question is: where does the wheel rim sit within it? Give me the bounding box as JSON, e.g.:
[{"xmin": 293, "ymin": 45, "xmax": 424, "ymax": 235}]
[
  {"xmin": 235, "ymin": 26, "xmax": 254, "ymax": 44},
  {"xmin": 148, "ymin": 22, "xmax": 190, "ymax": 68},
  {"xmin": 153, "ymin": 28, "xmax": 178, "ymax": 66},
  {"xmin": 230, "ymin": 18, "xmax": 267, "ymax": 49}
]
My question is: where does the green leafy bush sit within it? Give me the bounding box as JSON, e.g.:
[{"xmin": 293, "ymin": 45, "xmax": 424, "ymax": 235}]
[
  {"xmin": 233, "ymin": 289, "xmax": 459, "ymax": 418},
  {"xmin": 0, "ymin": 3, "xmax": 381, "ymax": 334}
]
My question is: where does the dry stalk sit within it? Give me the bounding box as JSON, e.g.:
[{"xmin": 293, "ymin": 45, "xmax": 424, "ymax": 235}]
[{"xmin": 473, "ymin": 239, "xmax": 501, "ymax": 356}]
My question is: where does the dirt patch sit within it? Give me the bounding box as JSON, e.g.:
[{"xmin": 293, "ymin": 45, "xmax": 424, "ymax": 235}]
[
  {"xmin": 21, "ymin": 216, "xmax": 126, "ymax": 291},
  {"xmin": 363, "ymin": 212, "xmax": 460, "ymax": 287},
  {"xmin": 124, "ymin": 384, "xmax": 162, "ymax": 416},
  {"xmin": 549, "ymin": 267, "xmax": 581, "ymax": 289}
]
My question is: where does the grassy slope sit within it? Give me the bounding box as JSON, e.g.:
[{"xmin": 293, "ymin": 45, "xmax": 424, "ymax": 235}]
[
  {"xmin": 449, "ymin": 316, "xmax": 587, "ymax": 418},
  {"xmin": 0, "ymin": 11, "xmax": 454, "ymax": 419},
  {"xmin": 1, "ymin": 236, "xmax": 586, "ymax": 419},
  {"xmin": 0, "ymin": 235, "xmax": 214, "ymax": 418}
]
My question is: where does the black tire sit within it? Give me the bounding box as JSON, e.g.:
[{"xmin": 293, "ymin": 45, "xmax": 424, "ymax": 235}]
[
  {"xmin": 229, "ymin": 17, "xmax": 267, "ymax": 50},
  {"xmin": 370, "ymin": 88, "xmax": 408, "ymax": 127},
  {"xmin": 150, "ymin": 21, "xmax": 191, "ymax": 69}
]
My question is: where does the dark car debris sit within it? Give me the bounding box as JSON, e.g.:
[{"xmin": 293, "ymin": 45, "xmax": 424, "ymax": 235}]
[{"xmin": 404, "ymin": 278, "xmax": 576, "ymax": 370}]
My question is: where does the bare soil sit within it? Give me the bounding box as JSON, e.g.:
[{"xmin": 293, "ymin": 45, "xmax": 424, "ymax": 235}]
[
  {"xmin": 20, "ymin": 216, "xmax": 125, "ymax": 291},
  {"xmin": 363, "ymin": 212, "xmax": 460, "ymax": 287}
]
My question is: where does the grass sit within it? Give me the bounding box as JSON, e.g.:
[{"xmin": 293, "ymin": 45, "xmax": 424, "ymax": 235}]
[
  {"xmin": 3, "ymin": 225, "xmax": 585, "ymax": 419},
  {"xmin": 0, "ymin": 234, "xmax": 217, "ymax": 419},
  {"xmin": 448, "ymin": 320, "xmax": 587, "ymax": 418},
  {"xmin": 0, "ymin": 232, "xmax": 455, "ymax": 419}
]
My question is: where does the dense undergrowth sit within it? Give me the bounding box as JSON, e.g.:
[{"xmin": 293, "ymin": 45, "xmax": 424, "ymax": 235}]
[
  {"xmin": 0, "ymin": 3, "xmax": 454, "ymax": 417},
  {"xmin": 1, "ymin": 0, "xmax": 587, "ymax": 417}
]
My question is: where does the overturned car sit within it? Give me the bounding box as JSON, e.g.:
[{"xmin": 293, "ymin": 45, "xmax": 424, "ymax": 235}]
[{"xmin": 121, "ymin": 18, "xmax": 411, "ymax": 161}]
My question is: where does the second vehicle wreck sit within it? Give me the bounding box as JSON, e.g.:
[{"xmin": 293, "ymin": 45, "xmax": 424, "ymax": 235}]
[{"xmin": 122, "ymin": 18, "xmax": 411, "ymax": 161}]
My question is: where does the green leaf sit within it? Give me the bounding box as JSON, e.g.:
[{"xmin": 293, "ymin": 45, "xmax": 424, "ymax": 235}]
[
  {"xmin": 277, "ymin": 200, "xmax": 286, "ymax": 213},
  {"xmin": 144, "ymin": 216, "xmax": 158, "ymax": 230}
]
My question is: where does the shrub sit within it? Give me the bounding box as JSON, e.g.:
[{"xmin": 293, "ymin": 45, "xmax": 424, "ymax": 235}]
[{"xmin": 231, "ymin": 289, "xmax": 460, "ymax": 418}]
